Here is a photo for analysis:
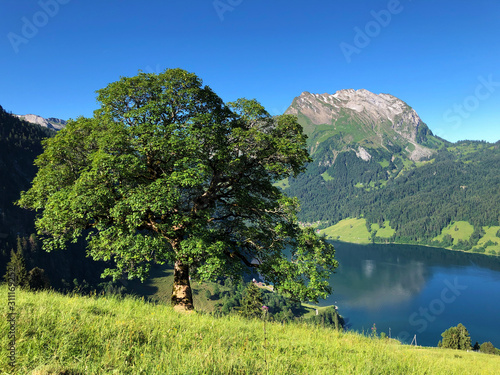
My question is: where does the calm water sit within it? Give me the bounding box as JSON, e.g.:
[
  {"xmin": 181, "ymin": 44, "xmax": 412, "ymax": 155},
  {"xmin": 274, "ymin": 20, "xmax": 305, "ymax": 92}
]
[{"xmin": 321, "ymin": 242, "xmax": 500, "ymax": 347}]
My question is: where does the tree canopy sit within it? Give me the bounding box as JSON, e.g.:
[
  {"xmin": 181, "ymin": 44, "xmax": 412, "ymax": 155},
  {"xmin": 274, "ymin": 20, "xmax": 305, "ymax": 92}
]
[
  {"xmin": 438, "ymin": 323, "xmax": 471, "ymax": 350},
  {"xmin": 17, "ymin": 68, "xmax": 337, "ymax": 311}
]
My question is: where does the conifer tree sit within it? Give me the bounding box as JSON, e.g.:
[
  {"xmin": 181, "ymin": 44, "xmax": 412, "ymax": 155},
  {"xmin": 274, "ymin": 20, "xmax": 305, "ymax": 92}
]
[
  {"xmin": 27, "ymin": 267, "xmax": 51, "ymax": 291},
  {"xmin": 240, "ymin": 282, "xmax": 264, "ymax": 319},
  {"xmin": 3, "ymin": 247, "xmax": 28, "ymax": 288},
  {"xmin": 456, "ymin": 323, "xmax": 472, "ymax": 350}
]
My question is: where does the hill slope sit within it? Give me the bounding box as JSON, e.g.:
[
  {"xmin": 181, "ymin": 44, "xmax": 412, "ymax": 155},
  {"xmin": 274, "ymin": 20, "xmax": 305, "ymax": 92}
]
[
  {"xmin": 283, "ymin": 90, "xmax": 500, "ymax": 253},
  {"xmin": 2, "ymin": 285, "xmax": 499, "ymax": 374},
  {"xmin": 285, "ymin": 90, "xmax": 441, "ymax": 163},
  {"xmin": 0, "ymin": 106, "xmax": 55, "ymax": 235},
  {"xmin": 0, "ymin": 106, "xmax": 108, "ymax": 289}
]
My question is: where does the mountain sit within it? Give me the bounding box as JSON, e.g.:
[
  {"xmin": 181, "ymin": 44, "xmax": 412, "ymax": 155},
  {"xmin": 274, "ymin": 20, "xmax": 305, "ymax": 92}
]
[
  {"xmin": 282, "ymin": 90, "xmax": 500, "ymax": 254},
  {"xmin": 14, "ymin": 113, "xmax": 67, "ymax": 131},
  {"xmin": 285, "ymin": 90, "xmax": 441, "ymax": 163},
  {"xmin": 0, "ymin": 106, "xmax": 56, "ymax": 235},
  {"xmin": 0, "ymin": 106, "xmax": 107, "ymax": 288}
]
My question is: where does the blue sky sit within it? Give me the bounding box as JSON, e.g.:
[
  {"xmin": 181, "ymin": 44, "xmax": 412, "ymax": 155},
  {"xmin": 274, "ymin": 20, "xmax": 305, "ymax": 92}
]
[{"xmin": 1, "ymin": 0, "xmax": 500, "ymax": 142}]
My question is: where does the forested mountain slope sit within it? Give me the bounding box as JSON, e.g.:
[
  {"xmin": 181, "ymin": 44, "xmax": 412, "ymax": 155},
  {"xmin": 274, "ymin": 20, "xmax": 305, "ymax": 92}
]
[
  {"xmin": 0, "ymin": 106, "xmax": 108, "ymax": 288},
  {"xmin": 283, "ymin": 90, "xmax": 500, "ymax": 253},
  {"xmin": 0, "ymin": 105, "xmax": 54, "ymax": 235}
]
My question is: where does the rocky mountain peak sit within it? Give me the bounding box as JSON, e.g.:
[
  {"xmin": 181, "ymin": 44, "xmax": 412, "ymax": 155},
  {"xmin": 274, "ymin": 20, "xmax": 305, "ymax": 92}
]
[
  {"xmin": 286, "ymin": 89, "xmax": 420, "ymax": 131},
  {"xmin": 285, "ymin": 89, "xmax": 436, "ymax": 162},
  {"xmin": 15, "ymin": 114, "xmax": 66, "ymax": 131}
]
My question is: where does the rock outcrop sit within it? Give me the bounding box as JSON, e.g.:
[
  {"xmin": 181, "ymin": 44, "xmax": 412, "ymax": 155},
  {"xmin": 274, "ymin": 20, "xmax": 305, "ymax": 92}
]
[
  {"xmin": 14, "ymin": 114, "xmax": 66, "ymax": 131},
  {"xmin": 285, "ymin": 89, "xmax": 436, "ymax": 161}
]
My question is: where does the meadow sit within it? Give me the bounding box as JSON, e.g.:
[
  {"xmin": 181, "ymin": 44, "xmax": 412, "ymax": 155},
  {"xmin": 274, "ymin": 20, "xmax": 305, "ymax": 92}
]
[{"xmin": 1, "ymin": 285, "xmax": 499, "ymax": 374}]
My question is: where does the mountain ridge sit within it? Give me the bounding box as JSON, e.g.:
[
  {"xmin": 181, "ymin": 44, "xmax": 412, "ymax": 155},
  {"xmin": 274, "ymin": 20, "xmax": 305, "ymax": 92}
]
[
  {"xmin": 285, "ymin": 89, "xmax": 438, "ymax": 162},
  {"xmin": 281, "ymin": 90, "xmax": 500, "ymax": 254},
  {"xmin": 14, "ymin": 113, "xmax": 66, "ymax": 131}
]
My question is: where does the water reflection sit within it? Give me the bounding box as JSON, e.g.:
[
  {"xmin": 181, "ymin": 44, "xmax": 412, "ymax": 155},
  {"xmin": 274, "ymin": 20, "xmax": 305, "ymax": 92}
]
[
  {"xmin": 362, "ymin": 259, "xmax": 375, "ymax": 278},
  {"xmin": 329, "ymin": 252, "xmax": 429, "ymax": 310},
  {"xmin": 320, "ymin": 242, "xmax": 500, "ymax": 347}
]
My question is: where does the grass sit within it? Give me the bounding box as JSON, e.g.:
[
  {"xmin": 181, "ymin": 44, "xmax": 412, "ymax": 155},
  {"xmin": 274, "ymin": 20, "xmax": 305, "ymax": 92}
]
[
  {"xmin": 354, "ymin": 180, "xmax": 388, "ymax": 191},
  {"xmin": 378, "ymin": 159, "xmax": 390, "ymax": 168},
  {"xmin": 474, "ymin": 226, "xmax": 500, "ymax": 254},
  {"xmin": 300, "ymin": 303, "xmax": 337, "ymax": 319},
  {"xmin": 320, "ymin": 171, "xmax": 334, "ymax": 181},
  {"xmin": 402, "ymin": 158, "xmax": 415, "ymax": 170},
  {"xmin": 2, "ymin": 285, "xmax": 499, "ymax": 374},
  {"xmin": 319, "ymin": 218, "xmax": 498, "ymax": 255},
  {"xmin": 415, "ymin": 159, "xmax": 435, "ymax": 168},
  {"xmin": 371, "ymin": 221, "xmax": 396, "ymax": 238},
  {"xmin": 273, "ymin": 178, "xmax": 290, "ymax": 189},
  {"xmin": 321, "ymin": 218, "xmax": 395, "ymax": 242},
  {"xmin": 122, "ymin": 266, "xmax": 223, "ymax": 313},
  {"xmin": 433, "ymin": 221, "xmax": 475, "ymax": 245},
  {"xmin": 320, "ymin": 218, "xmax": 372, "ymax": 244}
]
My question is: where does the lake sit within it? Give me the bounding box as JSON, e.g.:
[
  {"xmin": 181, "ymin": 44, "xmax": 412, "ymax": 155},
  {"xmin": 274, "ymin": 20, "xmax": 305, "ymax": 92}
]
[{"xmin": 321, "ymin": 242, "xmax": 500, "ymax": 347}]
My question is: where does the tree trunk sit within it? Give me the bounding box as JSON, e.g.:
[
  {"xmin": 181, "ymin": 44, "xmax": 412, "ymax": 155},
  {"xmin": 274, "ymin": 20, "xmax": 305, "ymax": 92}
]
[{"xmin": 171, "ymin": 260, "xmax": 194, "ymax": 312}]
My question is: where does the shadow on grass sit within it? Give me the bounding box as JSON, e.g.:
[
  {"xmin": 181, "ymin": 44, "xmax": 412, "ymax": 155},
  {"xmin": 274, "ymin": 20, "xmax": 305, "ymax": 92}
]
[
  {"xmin": 31, "ymin": 366, "xmax": 85, "ymax": 375},
  {"xmin": 122, "ymin": 264, "xmax": 174, "ymax": 303}
]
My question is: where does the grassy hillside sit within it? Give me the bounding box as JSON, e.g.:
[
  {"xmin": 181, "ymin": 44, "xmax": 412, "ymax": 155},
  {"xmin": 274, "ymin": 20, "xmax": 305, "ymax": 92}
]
[
  {"xmin": 475, "ymin": 226, "xmax": 500, "ymax": 253},
  {"xmin": 319, "ymin": 218, "xmax": 499, "ymax": 255},
  {"xmin": 122, "ymin": 266, "xmax": 322, "ymax": 320},
  {"xmin": 2, "ymin": 286, "xmax": 499, "ymax": 374},
  {"xmin": 321, "ymin": 218, "xmax": 372, "ymax": 244},
  {"xmin": 285, "ymin": 131, "xmax": 500, "ymax": 253},
  {"xmin": 433, "ymin": 221, "xmax": 476, "ymax": 245}
]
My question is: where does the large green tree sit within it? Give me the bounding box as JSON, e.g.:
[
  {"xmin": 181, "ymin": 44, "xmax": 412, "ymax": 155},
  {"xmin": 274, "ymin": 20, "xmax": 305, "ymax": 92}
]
[
  {"xmin": 438, "ymin": 323, "xmax": 472, "ymax": 350},
  {"xmin": 17, "ymin": 68, "xmax": 337, "ymax": 311}
]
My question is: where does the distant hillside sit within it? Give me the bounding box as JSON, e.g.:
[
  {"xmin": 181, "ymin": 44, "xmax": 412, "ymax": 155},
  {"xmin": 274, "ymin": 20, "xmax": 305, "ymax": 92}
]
[
  {"xmin": 0, "ymin": 106, "xmax": 55, "ymax": 235},
  {"xmin": 0, "ymin": 106, "xmax": 108, "ymax": 288},
  {"xmin": 282, "ymin": 90, "xmax": 500, "ymax": 254}
]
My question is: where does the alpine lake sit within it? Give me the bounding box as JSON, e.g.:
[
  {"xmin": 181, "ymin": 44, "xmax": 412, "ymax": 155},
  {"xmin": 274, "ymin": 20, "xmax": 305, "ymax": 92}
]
[{"xmin": 321, "ymin": 242, "xmax": 500, "ymax": 347}]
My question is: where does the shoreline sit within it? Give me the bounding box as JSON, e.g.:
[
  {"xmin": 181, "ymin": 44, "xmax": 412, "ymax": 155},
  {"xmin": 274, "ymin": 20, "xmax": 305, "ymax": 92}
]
[{"xmin": 325, "ymin": 238, "xmax": 500, "ymax": 258}]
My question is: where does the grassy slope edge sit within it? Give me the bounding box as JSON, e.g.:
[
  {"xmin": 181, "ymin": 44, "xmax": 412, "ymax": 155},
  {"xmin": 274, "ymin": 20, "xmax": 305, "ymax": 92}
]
[
  {"xmin": 1, "ymin": 286, "xmax": 499, "ymax": 375},
  {"xmin": 319, "ymin": 218, "xmax": 500, "ymax": 255}
]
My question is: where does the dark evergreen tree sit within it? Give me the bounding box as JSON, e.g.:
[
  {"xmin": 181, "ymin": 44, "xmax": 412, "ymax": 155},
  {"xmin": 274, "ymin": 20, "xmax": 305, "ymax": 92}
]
[
  {"xmin": 240, "ymin": 282, "xmax": 264, "ymax": 319},
  {"xmin": 307, "ymin": 307, "xmax": 345, "ymax": 330},
  {"xmin": 456, "ymin": 323, "xmax": 472, "ymax": 350},
  {"xmin": 3, "ymin": 247, "xmax": 28, "ymax": 288},
  {"xmin": 27, "ymin": 267, "xmax": 51, "ymax": 291}
]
